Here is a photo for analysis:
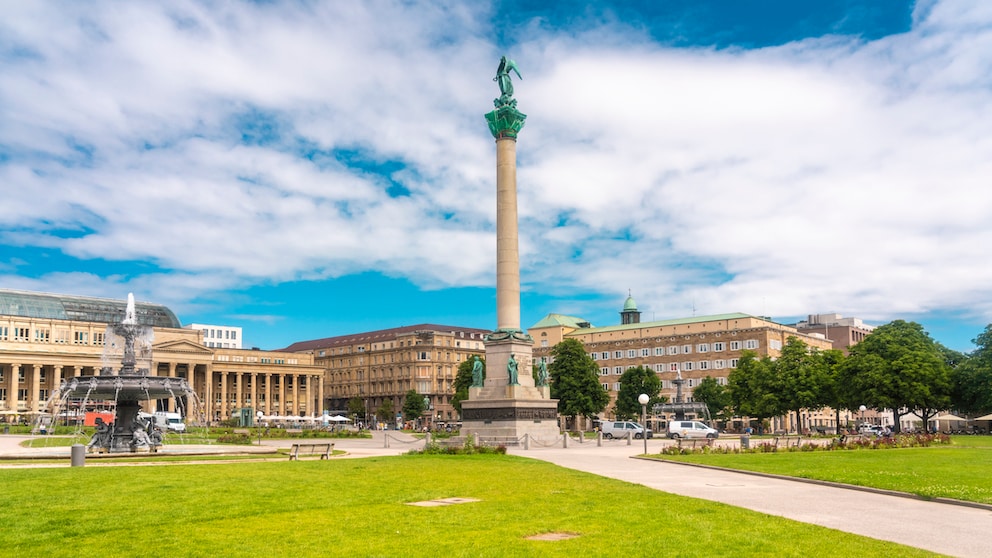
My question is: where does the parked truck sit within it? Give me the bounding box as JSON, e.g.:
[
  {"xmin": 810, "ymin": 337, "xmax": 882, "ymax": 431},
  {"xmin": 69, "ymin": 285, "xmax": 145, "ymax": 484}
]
[{"xmin": 152, "ymin": 411, "xmax": 186, "ymax": 433}]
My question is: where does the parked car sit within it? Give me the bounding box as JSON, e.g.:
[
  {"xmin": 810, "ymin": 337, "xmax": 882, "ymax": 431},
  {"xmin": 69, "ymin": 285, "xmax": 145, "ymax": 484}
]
[
  {"xmin": 599, "ymin": 421, "xmax": 653, "ymax": 439},
  {"xmin": 858, "ymin": 424, "xmax": 888, "ymax": 436},
  {"xmin": 667, "ymin": 420, "xmax": 719, "ymax": 439}
]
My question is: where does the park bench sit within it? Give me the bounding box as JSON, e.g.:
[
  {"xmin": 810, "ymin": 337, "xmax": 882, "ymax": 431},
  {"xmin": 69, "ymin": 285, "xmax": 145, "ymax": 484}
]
[
  {"xmin": 773, "ymin": 436, "xmax": 804, "ymax": 448},
  {"xmin": 289, "ymin": 442, "xmax": 334, "ymax": 461},
  {"xmin": 676, "ymin": 438, "xmax": 715, "ymax": 449},
  {"xmin": 285, "ymin": 428, "xmax": 303, "ymax": 435},
  {"xmin": 233, "ymin": 428, "xmax": 250, "ymax": 435}
]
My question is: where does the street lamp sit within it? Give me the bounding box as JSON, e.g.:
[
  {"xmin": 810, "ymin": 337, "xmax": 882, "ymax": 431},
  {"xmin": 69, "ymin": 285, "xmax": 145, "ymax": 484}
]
[
  {"xmin": 638, "ymin": 393, "xmax": 650, "ymax": 454},
  {"xmin": 858, "ymin": 405, "xmax": 867, "ymax": 431},
  {"xmin": 256, "ymin": 411, "xmax": 264, "ymax": 445}
]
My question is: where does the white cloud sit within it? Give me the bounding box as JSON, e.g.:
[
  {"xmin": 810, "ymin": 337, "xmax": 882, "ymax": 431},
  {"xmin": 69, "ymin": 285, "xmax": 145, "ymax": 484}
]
[{"xmin": 2, "ymin": 0, "xmax": 992, "ymax": 333}]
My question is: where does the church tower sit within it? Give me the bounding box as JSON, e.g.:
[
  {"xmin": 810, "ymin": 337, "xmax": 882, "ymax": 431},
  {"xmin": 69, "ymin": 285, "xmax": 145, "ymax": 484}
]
[{"xmin": 620, "ymin": 292, "xmax": 641, "ymax": 325}]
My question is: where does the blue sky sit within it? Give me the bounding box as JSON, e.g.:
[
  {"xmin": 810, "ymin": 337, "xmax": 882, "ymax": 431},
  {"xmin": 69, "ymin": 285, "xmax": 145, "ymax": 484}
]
[{"xmin": 2, "ymin": 1, "xmax": 990, "ymax": 352}]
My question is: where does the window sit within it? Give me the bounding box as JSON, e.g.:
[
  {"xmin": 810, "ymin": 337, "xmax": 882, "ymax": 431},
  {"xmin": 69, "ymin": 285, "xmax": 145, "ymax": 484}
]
[
  {"xmin": 627, "ymin": 349, "xmax": 636, "ymax": 358},
  {"xmin": 74, "ymin": 331, "xmax": 89, "ymax": 345},
  {"xmin": 541, "ymin": 340, "xmax": 548, "ymax": 347},
  {"xmin": 417, "ymin": 351, "xmax": 429, "ymax": 360},
  {"xmin": 699, "ymin": 361, "xmax": 710, "ymax": 370},
  {"xmin": 614, "ymin": 366, "xmax": 623, "ymax": 374},
  {"xmin": 654, "ymin": 363, "xmax": 665, "ymax": 372},
  {"xmin": 729, "ymin": 358, "xmax": 739, "ymax": 368},
  {"xmin": 730, "ymin": 341, "xmax": 741, "ymax": 351},
  {"xmin": 640, "ymin": 348, "xmax": 650, "ymax": 357},
  {"xmin": 667, "ymin": 346, "xmax": 679, "ymax": 355},
  {"xmin": 231, "ymin": 331, "xmax": 237, "ymax": 340},
  {"xmin": 681, "ymin": 344, "xmax": 692, "ymax": 354},
  {"xmin": 687, "ymin": 379, "xmax": 695, "ymax": 387},
  {"xmin": 15, "ymin": 327, "xmax": 29, "ymax": 341},
  {"xmin": 600, "ymin": 368, "xmax": 609, "ymax": 376},
  {"xmin": 714, "ymin": 360, "xmax": 725, "ymax": 369},
  {"xmin": 0, "ymin": 326, "xmax": 7, "ymax": 340},
  {"xmin": 697, "ymin": 343, "xmax": 709, "ymax": 353},
  {"xmin": 669, "ymin": 363, "xmax": 679, "ymax": 372},
  {"xmin": 769, "ymin": 339, "xmax": 782, "ymax": 350},
  {"xmin": 614, "ymin": 351, "xmax": 622, "ymax": 359},
  {"xmin": 613, "ymin": 382, "xmax": 621, "ymax": 391},
  {"xmin": 683, "ymin": 362, "xmax": 694, "ymax": 371},
  {"xmin": 602, "ymin": 383, "xmax": 609, "ymax": 391},
  {"xmin": 654, "ymin": 347, "xmax": 664, "ymax": 356},
  {"xmin": 713, "ymin": 342, "xmax": 725, "ymax": 352},
  {"xmin": 35, "ymin": 329, "xmax": 50, "ymax": 342},
  {"xmin": 745, "ymin": 340, "xmax": 759, "ymax": 350},
  {"xmin": 601, "ymin": 352, "xmax": 610, "ymax": 360}
]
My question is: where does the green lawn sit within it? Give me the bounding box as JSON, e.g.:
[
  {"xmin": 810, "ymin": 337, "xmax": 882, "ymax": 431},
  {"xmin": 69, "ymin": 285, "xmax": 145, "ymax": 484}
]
[
  {"xmin": 0, "ymin": 454, "xmax": 937, "ymax": 557},
  {"xmin": 655, "ymin": 438, "xmax": 992, "ymax": 504}
]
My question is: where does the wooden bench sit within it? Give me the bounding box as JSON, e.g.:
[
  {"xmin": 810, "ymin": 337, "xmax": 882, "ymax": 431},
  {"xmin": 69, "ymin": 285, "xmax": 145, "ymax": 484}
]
[
  {"xmin": 676, "ymin": 438, "xmax": 715, "ymax": 449},
  {"xmin": 289, "ymin": 442, "xmax": 334, "ymax": 460},
  {"xmin": 773, "ymin": 436, "xmax": 804, "ymax": 448}
]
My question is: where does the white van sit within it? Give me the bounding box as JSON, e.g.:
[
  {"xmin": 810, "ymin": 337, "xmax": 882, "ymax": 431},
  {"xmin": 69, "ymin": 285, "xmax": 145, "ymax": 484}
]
[
  {"xmin": 152, "ymin": 411, "xmax": 186, "ymax": 433},
  {"xmin": 667, "ymin": 420, "xmax": 719, "ymax": 439},
  {"xmin": 599, "ymin": 421, "xmax": 653, "ymax": 439}
]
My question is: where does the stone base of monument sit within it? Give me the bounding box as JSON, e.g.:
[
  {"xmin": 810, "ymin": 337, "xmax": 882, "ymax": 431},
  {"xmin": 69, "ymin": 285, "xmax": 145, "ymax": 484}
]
[{"xmin": 461, "ymin": 337, "xmax": 559, "ymax": 443}]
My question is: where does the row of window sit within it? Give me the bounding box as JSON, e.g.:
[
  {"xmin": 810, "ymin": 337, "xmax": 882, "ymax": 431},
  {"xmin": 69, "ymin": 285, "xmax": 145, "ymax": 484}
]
[
  {"xmin": 589, "ymin": 340, "xmax": 760, "ymax": 361},
  {"xmin": 600, "ymin": 377, "xmax": 728, "ymax": 392},
  {"xmin": 599, "ymin": 359, "xmax": 741, "ymax": 376},
  {"xmin": 0, "ymin": 326, "xmax": 107, "ymax": 346}
]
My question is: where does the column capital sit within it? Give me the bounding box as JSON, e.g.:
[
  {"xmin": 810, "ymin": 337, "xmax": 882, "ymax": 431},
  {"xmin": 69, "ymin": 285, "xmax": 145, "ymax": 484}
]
[{"xmin": 485, "ymin": 105, "xmax": 527, "ymax": 139}]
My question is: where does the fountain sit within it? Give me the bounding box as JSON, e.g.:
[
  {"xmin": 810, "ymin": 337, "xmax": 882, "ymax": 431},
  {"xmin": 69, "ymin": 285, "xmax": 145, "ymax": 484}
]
[{"xmin": 55, "ymin": 293, "xmax": 198, "ymax": 453}]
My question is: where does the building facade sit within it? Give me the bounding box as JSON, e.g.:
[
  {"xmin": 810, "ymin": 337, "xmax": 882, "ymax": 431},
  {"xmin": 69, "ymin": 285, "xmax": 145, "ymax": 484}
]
[
  {"xmin": 794, "ymin": 313, "xmax": 875, "ymax": 353},
  {"xmin": 530, "ymin": 297, "xmax": 839, "ymax": 433},
  {"xmin": 0, "ymin": 290, "xmax": 323, "ymax": 423},
  {"xmin": 185, "ymin": 323, "xmax": 243, "ymax": 349},
  {"xmin": 285, "ymin": 324, "xmax": 489, "ymax": 426}
]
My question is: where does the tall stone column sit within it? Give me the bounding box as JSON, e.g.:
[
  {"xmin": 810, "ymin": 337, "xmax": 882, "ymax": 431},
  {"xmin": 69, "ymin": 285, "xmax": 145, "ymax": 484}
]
[
  {"xmin": 31, "ymin": 364, "xmax": 42, "ymax": 412},
  {"xmin": 461, "ymin": 57, "xmax": 559, "ymax": 442}
]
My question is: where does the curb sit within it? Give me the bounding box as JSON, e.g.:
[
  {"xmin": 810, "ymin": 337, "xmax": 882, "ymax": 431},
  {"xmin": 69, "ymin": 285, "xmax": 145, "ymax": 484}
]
[{"xmin": 634, "ymin": 455, "xmax": 992, "ymax": 512}]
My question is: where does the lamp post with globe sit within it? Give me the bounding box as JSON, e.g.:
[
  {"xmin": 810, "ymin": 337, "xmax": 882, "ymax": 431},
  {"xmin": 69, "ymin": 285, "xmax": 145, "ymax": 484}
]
[
  {"xmin": 256, "ymin": 411, "xmax": 264, "ymax": 445},
  {"xmin": 638, "ymin": 393, "xmax": 650, "ymax": 454}
]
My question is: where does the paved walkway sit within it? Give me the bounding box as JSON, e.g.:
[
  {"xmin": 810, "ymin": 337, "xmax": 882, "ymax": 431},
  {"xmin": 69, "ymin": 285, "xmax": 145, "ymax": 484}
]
[{"xmin": 3, "ymin": 434, "xmax": 989, "ymax": 557}]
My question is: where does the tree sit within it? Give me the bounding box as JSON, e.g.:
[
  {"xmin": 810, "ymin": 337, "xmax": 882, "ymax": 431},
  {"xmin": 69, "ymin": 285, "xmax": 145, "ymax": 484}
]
[
  {"xmin": 347, "ymin": 396, "xmax": 365, "ymax": 421},
  {"xmin": 771, "ymin": 337, "xmax": 833, "ymax": 433},
  {"xmin": 402, "ymin": 389, "xmax": 426, "ymax": 423},
  {"xmin": 728, "ymin": 351, "xmax": 779, "ymax": 422},
  {"xmin": 840, "ymin": 320, "xmax": 951, "ymax": 432},
  {"xmin": 452, "ymin": 357, "xmax": 484, "ymax": 414},
  {"xmin": 692, "ymin": 376, "xmax": 732, "ymax": 420},
  {"xmin": 375, "ymin": 399, "xmax": 394, "ymax": 424},
  {"xmin": 951, "ymin": 325, "xmax": 992, "ymax": 415},
  {"xmin": 549, "ymin": 338, "xmax": 609, "ymax": 429},
  {"xmin": 817, "ymin": 349, "xmax": 850, "ymax": 432},
  {"xmin": 613, "ymin": 366, "xmax": 663, "ymax": 420}
]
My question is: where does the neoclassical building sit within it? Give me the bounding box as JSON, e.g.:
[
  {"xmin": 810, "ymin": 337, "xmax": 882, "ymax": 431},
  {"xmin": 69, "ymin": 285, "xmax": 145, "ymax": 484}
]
[
  {"xmin": 0, "ymin": 289, "xmax": 324, "ymax": 423},
  {"xmin": 530, "ymin": 295, "xmax": 840, "ymax": 433},
  {"xmin": 284, "ymin": 324, "xmax": 489, "ymax": 425}
]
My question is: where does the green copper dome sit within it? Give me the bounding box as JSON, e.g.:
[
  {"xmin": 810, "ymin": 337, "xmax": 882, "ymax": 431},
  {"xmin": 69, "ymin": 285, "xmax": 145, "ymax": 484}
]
[{"xmin": 623, "ymin": 295, "xmax": 637, "ymax": 312}]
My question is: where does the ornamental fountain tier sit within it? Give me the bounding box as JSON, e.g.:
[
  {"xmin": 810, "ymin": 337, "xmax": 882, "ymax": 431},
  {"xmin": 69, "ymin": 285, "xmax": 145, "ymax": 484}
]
[{"xmin": 56, "ymin": 293, "xmax": 197, "ymax": 452}]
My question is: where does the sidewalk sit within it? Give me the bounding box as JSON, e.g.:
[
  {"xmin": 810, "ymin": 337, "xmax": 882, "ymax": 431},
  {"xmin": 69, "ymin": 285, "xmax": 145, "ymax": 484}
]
[{"xmin": 507, "ymin": 438, "xmax": 992, "ymax": 558}]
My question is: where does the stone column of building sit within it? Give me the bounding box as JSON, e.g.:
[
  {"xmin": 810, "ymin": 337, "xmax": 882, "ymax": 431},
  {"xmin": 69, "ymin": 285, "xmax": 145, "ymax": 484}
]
[
  {"xmin": 30, "ymin": 364, "xmax": 41, "ymax": 412},
  {"xmin": 203, "ymin": 364, "xmax": 213, "ymax": 424},
  {"xmin": 73, "ymin": 365, "xmax": 82, "ymax": 377},
  {"xmin": 6, "ymin": 364, "xmax": 19, "ymax": 411},
  {"xmin": 264, "ymin": 373, "xmax": 272, "ymax": 416},
  {"xmin": 167, "ymin": 362, "xmax": 177, "ymax": 412},
  {"xmin": 279, "ymin": 376, "xmax": 286, "ymax": 417},
  {"xmin": 235, "ymin": 372, "xmax": 244, "ymax": 411},
  {"xmin": 219, "ymin": 371, "xmax": 228, "ymax": 421},
  {"xmin": 292, "ymin": 374, "xmax": 300, "ymax": 415},
  {"xmin": 318, "ymin": 375, "xmax": 325, "ymax": 417},
  {"xmin": 250, "ymin": 372, "xmax": 258, "ymax": 413}
]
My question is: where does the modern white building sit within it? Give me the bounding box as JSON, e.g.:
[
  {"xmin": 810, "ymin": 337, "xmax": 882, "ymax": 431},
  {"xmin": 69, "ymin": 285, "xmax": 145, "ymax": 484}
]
[{"xmin": 185, "ymin": 323, "xmax": 243, "ymax": 349}]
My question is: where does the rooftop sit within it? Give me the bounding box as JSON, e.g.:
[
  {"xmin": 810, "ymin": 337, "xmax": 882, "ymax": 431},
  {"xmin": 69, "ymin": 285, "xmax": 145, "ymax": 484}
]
[{"xmin": 0, "ymin": 289, "xmax": 181, "ymax": 328}]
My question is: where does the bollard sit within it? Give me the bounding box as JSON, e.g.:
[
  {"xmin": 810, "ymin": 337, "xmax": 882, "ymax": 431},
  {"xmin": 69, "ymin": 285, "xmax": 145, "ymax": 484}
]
[
  {"xmin": 563, "ymin": 432, "xmax": 569, "ymax": 448},
  {"xmin": 424, "ymin": 432, "xmax": 431, "ymax": 448},
  {"xmin": 597, "ymin": 431, "xmax": 603, "ymax": 447},
  {"xmin": 524, "ymin": 433, "xmax": 530, "ymax": 450},
  {"xmin": 383, "ymin": 432, "xmax": 389, "ymax": 448},
  {"xmin": 578, "ymin": 430, "xmax": 584, "ymax": 443},
  {"xmin": 71, "ymin": 444, "xmax": 86, "ymax": 467},
  {"xmin": 627, "ymin": 432, "xmax": 632, "ymax": 446},
  {"xmin": 740, "ymin": 435, "xmax": 750, "ymax": 450}
]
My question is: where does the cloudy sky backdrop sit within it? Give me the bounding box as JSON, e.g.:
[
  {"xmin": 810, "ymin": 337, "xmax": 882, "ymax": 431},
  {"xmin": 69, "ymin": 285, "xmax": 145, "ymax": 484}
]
[{"xmin": 2, "ymin": 0, "xmax": 989, "ymax": 351}]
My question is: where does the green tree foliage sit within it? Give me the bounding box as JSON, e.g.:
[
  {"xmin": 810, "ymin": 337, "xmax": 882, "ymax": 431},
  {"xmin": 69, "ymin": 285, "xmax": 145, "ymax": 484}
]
[
  {"xmin": 773, "ymin": 337, "xmax": 833, "ymax": 432},
  {"xmin": 451, "ymin": 357, "xmax": 484, "ymax": 414},
  {"xmin": 693, "ymin": 376, "xmax": 732, "ymax": 420},
  {"xmin": 951, "ymin": 325, "xmax": 992, "ymax": 415},
  {"xmin": 728, "ymin": 351, "xmax": 779, "ymax": 420},
  {"xmin": 613, "ymin": 366, "xmax": 664, "ymax": 420},
  {"xmin": 375, "ymin": 399, "xmax": 394, "ymax": 423},
  {"xmin": 347, "ymin": 396, "xmax": 365, "ymax": 420},
  {"xmin": 402, "ymin": 389, "xmax": 426, "ymax": 422},
  {"xmin": 817, "ymin": 349, "xmax": 849, "ymax": 430},
  {"xmin": 840, "ymin": 320, "xmax": 951, "ymax": 432},
  {"xmin": 549, "ymin": 338, "xmax": 609, "ymax": 427}
]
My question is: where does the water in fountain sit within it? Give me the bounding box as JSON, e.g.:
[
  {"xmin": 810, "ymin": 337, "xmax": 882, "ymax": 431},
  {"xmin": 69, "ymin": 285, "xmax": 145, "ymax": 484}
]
[{"xmin": 49, "ymin": 293, "xmax": 199, "ymax": 453}]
